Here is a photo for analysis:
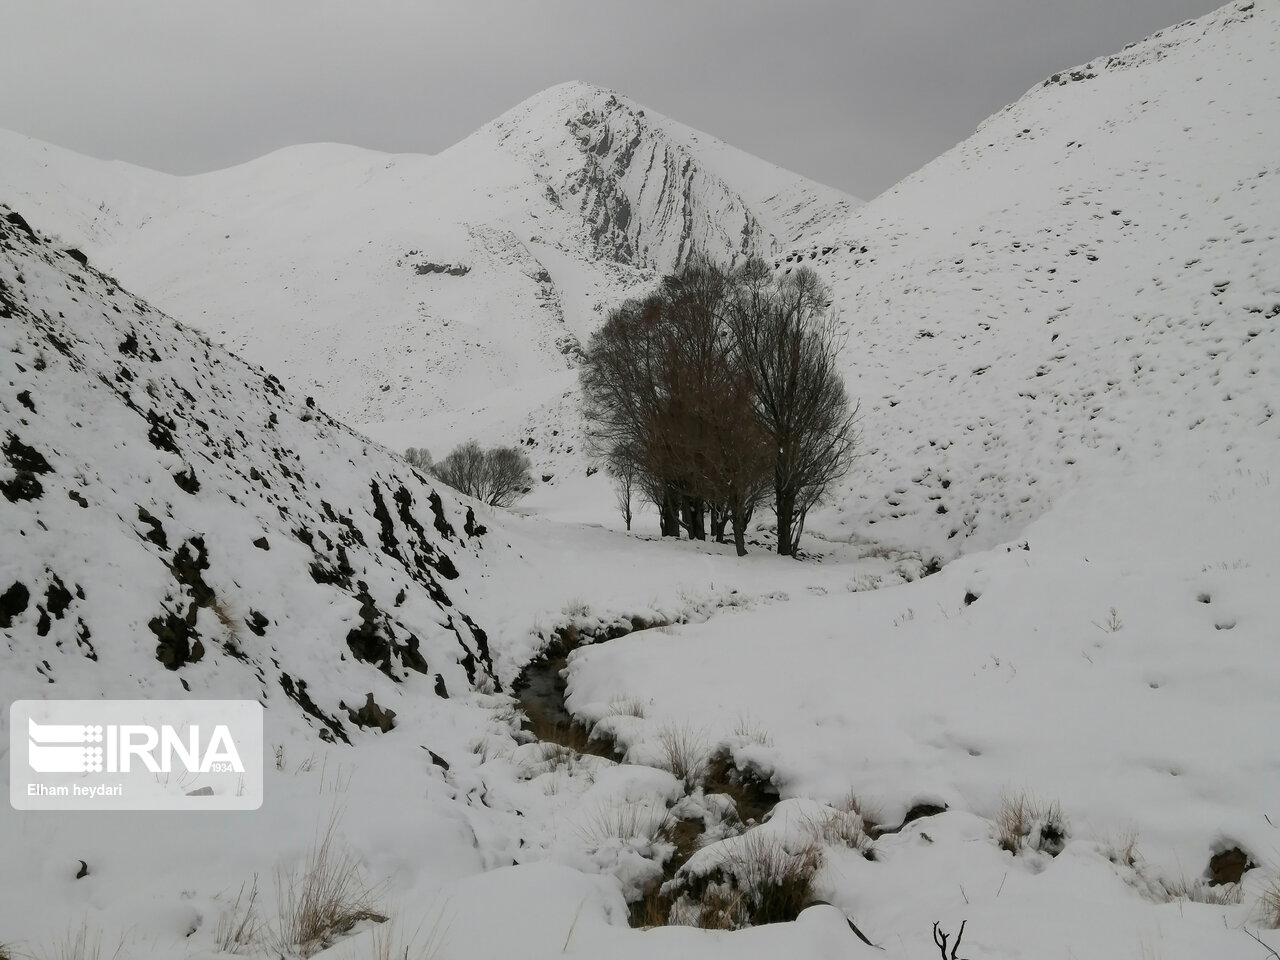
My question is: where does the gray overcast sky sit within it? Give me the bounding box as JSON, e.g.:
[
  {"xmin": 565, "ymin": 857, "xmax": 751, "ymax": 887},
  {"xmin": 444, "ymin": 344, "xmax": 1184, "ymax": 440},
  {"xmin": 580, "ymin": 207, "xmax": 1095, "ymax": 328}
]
[{"xmin": 1, "ymin": 0, "xmax": 1226, "ymax": 199}]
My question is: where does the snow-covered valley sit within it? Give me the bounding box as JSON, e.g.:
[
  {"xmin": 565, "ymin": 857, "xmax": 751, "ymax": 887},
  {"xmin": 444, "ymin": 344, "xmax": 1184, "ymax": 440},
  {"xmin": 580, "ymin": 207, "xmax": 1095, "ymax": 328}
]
[{"xmin": 3, "ymin": 1, "xmax": 1280, "ymax": 958}]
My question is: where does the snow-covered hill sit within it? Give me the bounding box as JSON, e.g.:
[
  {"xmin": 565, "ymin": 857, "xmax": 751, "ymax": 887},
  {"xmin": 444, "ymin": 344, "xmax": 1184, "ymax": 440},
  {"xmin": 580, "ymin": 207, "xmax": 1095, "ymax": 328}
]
[
  {"xmin": 0, "ymin": 203, "xmax": 503, "ymax": 739},
  {"xmin": 791, "ymin": 0, "xmax": 1280, "ymax": 558},
  {"xmin": 0, "ymin": 82, "xmax": 857, "ymax": 433}
]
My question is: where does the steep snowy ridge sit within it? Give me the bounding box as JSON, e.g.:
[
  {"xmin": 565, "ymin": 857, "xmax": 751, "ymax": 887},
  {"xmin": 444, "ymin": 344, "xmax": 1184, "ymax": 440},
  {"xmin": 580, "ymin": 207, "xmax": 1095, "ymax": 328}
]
[
  {"xmin": 783, "ymin": 0, "xmax": 1280, "ymax": 558},
  {"xmin": 484, "ymin": 82, "xmax": 857, "ymax": 267},
  {"xmin": 0, "ymin": 84, "xmax": 855, "ymax": 433},
  {"xmin": 0, "ymin": 206, "xmax": 502, "ymax": 742}
]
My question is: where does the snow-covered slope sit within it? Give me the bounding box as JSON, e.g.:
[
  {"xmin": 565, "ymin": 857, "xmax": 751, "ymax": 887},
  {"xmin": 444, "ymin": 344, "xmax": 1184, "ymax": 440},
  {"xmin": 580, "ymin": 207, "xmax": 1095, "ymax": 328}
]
[
  {"xmin": 0, "ymin": 82, "xmax": 857, "ymax": 432},
  {"xmin": 0, "ymin": 203, "xmax": 501, "ymax": 739},
  {"xmin": 790, "ymin": 0, "xmax": 1279, "ymax": 558}
]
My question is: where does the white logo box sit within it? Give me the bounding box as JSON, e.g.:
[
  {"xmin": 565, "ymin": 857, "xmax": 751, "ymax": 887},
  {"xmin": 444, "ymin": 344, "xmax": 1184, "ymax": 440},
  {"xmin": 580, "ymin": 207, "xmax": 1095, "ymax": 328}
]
[{"xmin": 10, "ymin": 700, "xmax": 263, "ymax": 810}]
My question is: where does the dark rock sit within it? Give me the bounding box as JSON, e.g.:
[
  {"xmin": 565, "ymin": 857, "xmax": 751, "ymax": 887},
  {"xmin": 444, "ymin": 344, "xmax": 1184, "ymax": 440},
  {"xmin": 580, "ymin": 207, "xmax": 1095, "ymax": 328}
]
[
  {"xmin": 253, "ymin": 536, "xmax": 270, "ymax": 550},
  {"xmin": 4, "ymin": 433, "xmax": 52, "ymax": 474},
  {"xmin": 137, "ymin": 507, "xmax": 168, "ymax": 549},
  {"xmin": 1208, "ymin": 846, "xmax": 1253, "ymax": 885},
  {"xmin": 0, "ymin": 581, "xmax": 30, "ymax": 627},
  {"xmin": 347, "ymin": 692, "xmax": 397, "ymax": 732},
  {"xmin": 150, "ymin": 609, "xmax": 205, "ymax": 670},
  {"xmin": 5, "ymin": 211, "xmax": 37, "ymax": 242},
  {"xmin": 422, "ymin": 747, "xmax": 450, "ymax": 771},
  {"xmin": 172, "ymin": 466, "xmax": 200, "ymax": 494}
]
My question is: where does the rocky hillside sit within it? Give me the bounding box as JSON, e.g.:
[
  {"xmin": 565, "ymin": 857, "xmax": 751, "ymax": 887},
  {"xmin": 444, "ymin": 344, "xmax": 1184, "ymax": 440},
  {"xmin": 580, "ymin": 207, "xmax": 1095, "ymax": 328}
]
[{"xmin": 0, "ymin": 204, "xmax": 501, "ymax": 743}]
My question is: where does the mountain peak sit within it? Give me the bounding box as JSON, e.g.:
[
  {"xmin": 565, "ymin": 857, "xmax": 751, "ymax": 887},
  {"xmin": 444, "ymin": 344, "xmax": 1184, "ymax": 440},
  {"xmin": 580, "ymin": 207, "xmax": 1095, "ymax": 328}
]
[{"xmin": 479, "ymin": 82, "xmax": 857, "ymax": 268}]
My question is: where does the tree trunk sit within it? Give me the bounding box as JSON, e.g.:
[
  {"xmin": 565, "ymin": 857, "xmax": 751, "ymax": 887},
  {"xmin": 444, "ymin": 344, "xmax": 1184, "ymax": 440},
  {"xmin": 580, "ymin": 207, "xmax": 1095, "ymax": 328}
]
[
  {"xmin": 681, "ymin": 496, "xmax": 707, "ymax": 541},
  {"xmin": 659, "ymin": 485, "xmax": 681, "ymax": 537},
  {"xmin": 775, "ymin": 486, "xmax": 796, "ymax": 556},
  {"xmin": 710, "ymin": 505, "xmax": 728, "ymax": 543},
  {"xmin": 730, "ymin": 509, "xmax": 748, "ymax": 556}
]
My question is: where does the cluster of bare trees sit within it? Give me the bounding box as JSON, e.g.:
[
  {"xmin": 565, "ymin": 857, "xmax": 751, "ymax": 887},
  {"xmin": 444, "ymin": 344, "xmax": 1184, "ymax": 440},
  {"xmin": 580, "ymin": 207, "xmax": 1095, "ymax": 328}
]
[
  {"xmin": 581, "ymin": 257, "xmax": 858, "ymax": 556},
  {"xmin": 406, "ymin": 440, "xmax": 532, "ymax": 508}
]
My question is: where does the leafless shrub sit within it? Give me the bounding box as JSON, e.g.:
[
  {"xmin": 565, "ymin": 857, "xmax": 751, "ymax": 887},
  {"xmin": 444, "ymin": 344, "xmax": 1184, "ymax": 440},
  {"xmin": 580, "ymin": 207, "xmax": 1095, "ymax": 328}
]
[
  {"xmin": 215, "ymin": 876, "xmax": 264, "ymax": 954},
  {"xmin": 933, "ymin": 920, "xmax": 969, "ymax": 960},
  {"xmin": 403, "ymin": 447, "xmax": 432, "ymax": 472},
  {"xmin": 657, "ymin": 724, "xmax": 709, "ymax": 784},
  {"xmin": 431, "ymin": 440, "xmax": 531, "ymax": 508},
  {"xmin": 273, "ymin": 812, "xmax": 386, "ymax": 957}
]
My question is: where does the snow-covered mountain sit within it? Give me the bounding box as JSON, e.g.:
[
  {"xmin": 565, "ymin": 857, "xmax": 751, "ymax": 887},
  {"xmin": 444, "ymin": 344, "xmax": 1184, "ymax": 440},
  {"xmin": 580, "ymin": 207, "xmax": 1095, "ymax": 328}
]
[
  {"xmin": 792, "ymin": 0, "xmax": 1280, "ymax": 558},
  {"xmin": 0, "ymin": 82, "xmax": 857, "ymax": 432}
]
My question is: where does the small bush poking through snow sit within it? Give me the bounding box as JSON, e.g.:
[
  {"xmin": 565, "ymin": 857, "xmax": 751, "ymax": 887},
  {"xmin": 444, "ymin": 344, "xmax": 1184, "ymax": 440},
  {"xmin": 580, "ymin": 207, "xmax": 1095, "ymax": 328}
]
[
  {"xmin": 675, "ymin": 832, "xmax": 822, "ymax": 929},
  {"xmin": 273, "ymin": 813, "xmax": 386, "ymax": 957},
  {"xmin": 995, "ymin": 791, "xmax": 1068, "ymax": 856}
]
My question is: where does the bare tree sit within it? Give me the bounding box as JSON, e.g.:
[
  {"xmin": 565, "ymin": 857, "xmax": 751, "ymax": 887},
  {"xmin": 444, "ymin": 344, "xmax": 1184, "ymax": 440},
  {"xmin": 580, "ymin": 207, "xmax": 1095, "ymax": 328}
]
[
  {"xmin": 728, "ymin": 263, "xmax": 859, "ymax": 556},
  {"xmin": 403, "ymin": 447, "xmax": 432, "ymax": 472},
  {"xmin": 432, "ymin": 440, "xmax": 532, "ymax": 508},
  {"xmin": 581, "ymin": 256, "xmax": 856, "ymax": 556},
  {"xmin": 612, "ymin": 461, "xmax": 634, "ymax": 531}
]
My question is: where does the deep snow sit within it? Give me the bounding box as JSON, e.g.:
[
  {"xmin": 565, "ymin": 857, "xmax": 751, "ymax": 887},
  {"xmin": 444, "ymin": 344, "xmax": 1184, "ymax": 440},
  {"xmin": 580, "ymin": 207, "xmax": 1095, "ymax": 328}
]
[{"xmin": 2, "ymin": 1, "xmax": 1280, "ymax": 958}]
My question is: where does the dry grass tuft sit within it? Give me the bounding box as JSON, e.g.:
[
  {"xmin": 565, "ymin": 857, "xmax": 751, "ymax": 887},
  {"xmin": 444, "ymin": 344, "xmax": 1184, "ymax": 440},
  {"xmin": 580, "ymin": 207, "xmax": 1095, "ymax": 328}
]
[
  {"xmin": 630, "ymin": 884, "xmax": 673, "ymax": 929},
  {"xmin": 273, "ymin": 813, "xmax": 387, "ymax": 957},
  {"xmin": 577, "ymin": 801, "xmax": 674, "ymax": 849},
  {"xmin": 369, "ymin": 913, "xmax": 449, "ymax": 960},
  {"xmin": 31, "ymin": 922, "xmax": 119, "ymax": 960},
  {"xmin": 1160, "ymin": 877, "xmax": 1243, "ymax": 906},
  {"xmin": 995, "ymin": 791, "xmax": 1068, "ymax": 856},
  {"xmin": 806, "ymin": 807, "xmax": 872, "ymax": 856},
  {"xmin": 215, "ymin": 875, "xmax": 264, "ymax": 953},
  {"xmin": 730, "ymin": 713, "xmax": 774, "ymax": 747},
  {"xmin": 1257, "ymin": 878, "xmax": 1280, "ymax": 928},
  {"xmin": 1102, "ymin": 829, "xmax": 1142, "ymax": 869},
  {"xmin": 674, "ymin": 833, "xmax": 822, "ymax": 929},
  {"xmin": 656, "ymin": 724, "xmax": 709, "ymax": 785},
  {"xmin": 606, "ymin": 694, "xmax": 648, "ymax": 719}
]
